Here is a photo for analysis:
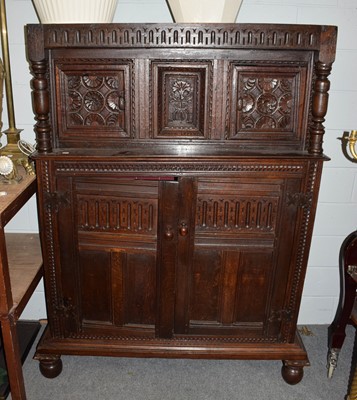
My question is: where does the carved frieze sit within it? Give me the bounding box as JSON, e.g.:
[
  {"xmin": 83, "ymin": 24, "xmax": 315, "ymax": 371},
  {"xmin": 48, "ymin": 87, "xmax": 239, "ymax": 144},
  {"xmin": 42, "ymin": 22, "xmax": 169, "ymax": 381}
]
[
  {"xmin": 38, "ymin": 24, "xmax": 325, "ymax": 51},
  {"xmin": 77, "ymin": 194, "xmax": 157, "ymax": 234},
  {"xmin": 195, "ymin": 196, "xmax": 277, "ymax": 233},
  {"xmin": 55, "ymin": 162, "xmax": 304, "ymax": 174}
]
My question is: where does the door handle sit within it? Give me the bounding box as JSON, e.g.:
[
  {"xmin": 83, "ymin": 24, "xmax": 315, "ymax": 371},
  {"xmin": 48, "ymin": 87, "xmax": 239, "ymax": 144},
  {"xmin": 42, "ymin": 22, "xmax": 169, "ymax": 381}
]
[
  {"xmin": 164, "ymin": 226, "xmax": 174, "ymax": 240},
  {"xmin": 179, "ymin": 222, "xmax": 188, "ymax": 236}
]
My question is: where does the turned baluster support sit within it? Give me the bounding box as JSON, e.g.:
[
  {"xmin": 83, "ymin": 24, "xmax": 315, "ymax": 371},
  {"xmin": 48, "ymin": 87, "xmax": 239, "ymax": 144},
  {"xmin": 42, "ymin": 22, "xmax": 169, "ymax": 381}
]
[
  {"xmin": 30, "ymin": 60, "xmax": 52, "ymax": 153},
  {"xmin": 26, "ymin": 24, "xmax": 52, "ymax": 154},
  {"xmin": 309, "ymin": 26, "xmax": 337, "ymax": 155},
  {"xmin": 310, "ymin": 61, "xmax": 332, "ymax": 155}
]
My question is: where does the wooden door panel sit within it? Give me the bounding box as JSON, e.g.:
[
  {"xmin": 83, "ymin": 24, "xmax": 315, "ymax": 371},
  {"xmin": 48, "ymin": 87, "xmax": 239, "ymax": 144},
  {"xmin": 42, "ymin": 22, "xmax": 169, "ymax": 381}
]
[
  {"xmin": 79, "ymin": 249, "xmax": 157, "ymax": 332},
  {"xmin": 187, "ymin": 248, "xmax": 274, "ymax": 336},
  {"xmin": 75, "ymin": 179, "xmax": 158, "ymax": 237},
  {"xmin": 234, "ymin": 251, "xmax": 274, "ymax": 325},
  {"xmin": 57, "ymin": 177, "xmax": 165, "ymax": 337},
  {"xmin": 174, "ymin": 175, "xmax": 300, "ymax": 340},
  {"xmin": 195, "ymin": 179, "xmax": 280, "ymax": 240},
  {"xmin": 79, "ymin": 250, "xmax": 112, "ymax": 325},
  {"xmin": 190, "ymin": 250, "xmax": 222, "ymax": 323}
]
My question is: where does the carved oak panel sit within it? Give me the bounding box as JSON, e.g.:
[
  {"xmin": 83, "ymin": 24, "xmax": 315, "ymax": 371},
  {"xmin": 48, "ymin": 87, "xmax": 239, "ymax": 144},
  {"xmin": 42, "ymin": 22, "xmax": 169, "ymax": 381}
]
[
  {"xmin": 229, "ymin": 64, "xmax": 308, "ymax": 145},
  {"xmin": 195, "ymin": 179, "xmax": 280, "ymax": 236},
  {"xmin": 152, "ymin": 62, "xmax": 211, "ymax": 138},
  {"xmin": 61, "ymin": 178, "xmax": 161, "ymax": 335},
  {"xmin": 54, "ymin": 61, "xmax": 132, "ymax": 144},
  {"xmin": 74, "ymin": 179, "xmax": 158, "ymax": 237}
]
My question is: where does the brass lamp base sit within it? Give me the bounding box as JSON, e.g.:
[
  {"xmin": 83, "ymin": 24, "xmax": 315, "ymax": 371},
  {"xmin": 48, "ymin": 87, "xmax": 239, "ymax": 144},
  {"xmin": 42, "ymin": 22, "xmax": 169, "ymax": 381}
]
[{"xmin": 0, "ymin": 143, "xmax": 35, "ymax": 177}]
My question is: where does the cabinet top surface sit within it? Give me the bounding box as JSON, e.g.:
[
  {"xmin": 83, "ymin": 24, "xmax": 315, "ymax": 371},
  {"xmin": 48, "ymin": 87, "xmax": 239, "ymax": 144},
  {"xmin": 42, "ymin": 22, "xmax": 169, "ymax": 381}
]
[{"xmin": 0, "ymin": 172, "xmax": 35, "ymax": 219}]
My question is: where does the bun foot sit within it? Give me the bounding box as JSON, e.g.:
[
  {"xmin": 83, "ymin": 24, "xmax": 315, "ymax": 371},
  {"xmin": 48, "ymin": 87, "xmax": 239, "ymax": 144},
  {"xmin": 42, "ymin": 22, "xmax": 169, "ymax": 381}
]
[
  {"xmin": 281, "ymin": 361, "xmax": 304, "ymax": 385},
  {"xmin": 39, "ymin": 356, "xmax": 63, "ymax": 379}
]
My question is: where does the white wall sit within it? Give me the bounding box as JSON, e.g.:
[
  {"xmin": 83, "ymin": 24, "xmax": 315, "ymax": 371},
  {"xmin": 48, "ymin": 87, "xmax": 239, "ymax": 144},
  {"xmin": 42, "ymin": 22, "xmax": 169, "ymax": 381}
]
[{"xmin": 3, "ymin": 0, "xmax": 357, "ymax": 324}]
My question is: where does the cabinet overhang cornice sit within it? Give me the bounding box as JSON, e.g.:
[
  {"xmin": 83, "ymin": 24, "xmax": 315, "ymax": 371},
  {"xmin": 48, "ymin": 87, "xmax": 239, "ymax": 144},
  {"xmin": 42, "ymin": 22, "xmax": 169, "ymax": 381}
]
[{"xmin": 26, "ymin": 23, "xmax": 336, "ymax": 59}]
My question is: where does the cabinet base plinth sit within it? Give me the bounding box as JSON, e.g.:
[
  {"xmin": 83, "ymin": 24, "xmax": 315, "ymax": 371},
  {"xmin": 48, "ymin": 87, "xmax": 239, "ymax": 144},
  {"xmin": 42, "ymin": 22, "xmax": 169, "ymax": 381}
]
[{"xmin": 34, "ymin": 325, "xmax": 309, "ymax": 382}]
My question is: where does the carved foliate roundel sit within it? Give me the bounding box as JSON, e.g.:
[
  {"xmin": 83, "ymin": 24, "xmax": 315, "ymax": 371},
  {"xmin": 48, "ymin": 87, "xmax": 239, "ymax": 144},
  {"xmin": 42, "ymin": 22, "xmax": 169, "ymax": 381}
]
[
  {"xmin": 84, "ymin": 91, "xmax": 105, "ymax": 112},
  {"xmin": 68, "ymin": 90, "xmax": 82, "ymax": 111},
  {"xmin": 83, "ymin": 75, "xmax": 103, "ymax": 89},
  {"xmin": 257, "ymin": 94, "xmax": 278, "ymax": 115}
]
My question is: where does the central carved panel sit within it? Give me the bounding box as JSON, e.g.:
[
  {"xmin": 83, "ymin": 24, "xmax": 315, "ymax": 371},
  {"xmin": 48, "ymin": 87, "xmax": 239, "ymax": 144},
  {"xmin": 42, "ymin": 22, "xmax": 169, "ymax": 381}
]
[{"xmin": 152, "ymin": 63, "xmax": 211, "ymax": 138}]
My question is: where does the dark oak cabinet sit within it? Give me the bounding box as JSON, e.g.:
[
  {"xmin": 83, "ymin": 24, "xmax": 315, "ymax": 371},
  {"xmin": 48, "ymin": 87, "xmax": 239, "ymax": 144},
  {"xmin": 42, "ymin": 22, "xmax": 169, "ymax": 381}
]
[{"xmin": 26, "ymin": 23, "xmax": 337, "ymax": 384}]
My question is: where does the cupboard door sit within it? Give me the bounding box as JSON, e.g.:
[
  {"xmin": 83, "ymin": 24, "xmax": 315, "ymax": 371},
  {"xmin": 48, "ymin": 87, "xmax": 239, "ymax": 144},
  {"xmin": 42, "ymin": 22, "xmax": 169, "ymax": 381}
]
[
  {"xmin": 55, "ymin": 176, "xmax": 178, "ymax": 338},
  {"xmin": 174, "ymin": 176, "xmax": 301, "ymax": 341}
]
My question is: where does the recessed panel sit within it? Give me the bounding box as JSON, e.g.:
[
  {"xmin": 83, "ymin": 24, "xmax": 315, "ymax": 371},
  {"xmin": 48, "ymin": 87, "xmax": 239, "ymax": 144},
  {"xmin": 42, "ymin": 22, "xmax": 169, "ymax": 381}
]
[
  {"xmin": 152, "ymin": 63, "xmax": 211, "ymax": 138},
  {"xmin": 55, "ymin": 62, "xmax": 132, "ymax": 143},
  {"xmin": 229, "ymin": 64, "xmax": 308, "ymax": 146}
]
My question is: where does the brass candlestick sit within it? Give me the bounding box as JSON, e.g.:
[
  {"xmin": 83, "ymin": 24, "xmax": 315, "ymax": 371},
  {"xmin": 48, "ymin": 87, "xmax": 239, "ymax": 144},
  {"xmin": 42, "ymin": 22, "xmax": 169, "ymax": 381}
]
[{"xmin": 0, "ymin": 0, "xmax": 34, "ymax": 176}]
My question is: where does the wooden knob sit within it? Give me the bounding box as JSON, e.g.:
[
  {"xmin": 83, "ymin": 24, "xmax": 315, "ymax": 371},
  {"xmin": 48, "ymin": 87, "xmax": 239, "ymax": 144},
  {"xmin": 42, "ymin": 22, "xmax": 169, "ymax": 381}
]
[
  {"xmin": 164, "ymin": 227, "xmax": 174, "ymax": 240},
  {"xmin": 179, "ymin": 223, "xmax": 188, "ymax": 236}
]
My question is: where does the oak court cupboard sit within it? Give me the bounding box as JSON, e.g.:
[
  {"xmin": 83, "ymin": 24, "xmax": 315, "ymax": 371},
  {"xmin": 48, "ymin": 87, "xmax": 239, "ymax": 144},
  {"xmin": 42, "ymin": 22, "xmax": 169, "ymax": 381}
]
[{"xmin": 25, "ymin": 22, "xmax": 337, "ymax": 385}]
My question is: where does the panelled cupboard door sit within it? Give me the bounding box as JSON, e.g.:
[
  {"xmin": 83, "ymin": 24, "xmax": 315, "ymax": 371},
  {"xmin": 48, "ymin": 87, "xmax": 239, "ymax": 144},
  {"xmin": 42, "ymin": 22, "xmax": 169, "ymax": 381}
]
[
  {"xmin": 174, "ymin": 176, "xmax": 302, "ymax": 342},
  {"xmin": 54, "ymin": 176, "xmax": 176, "ymax": 338}
]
